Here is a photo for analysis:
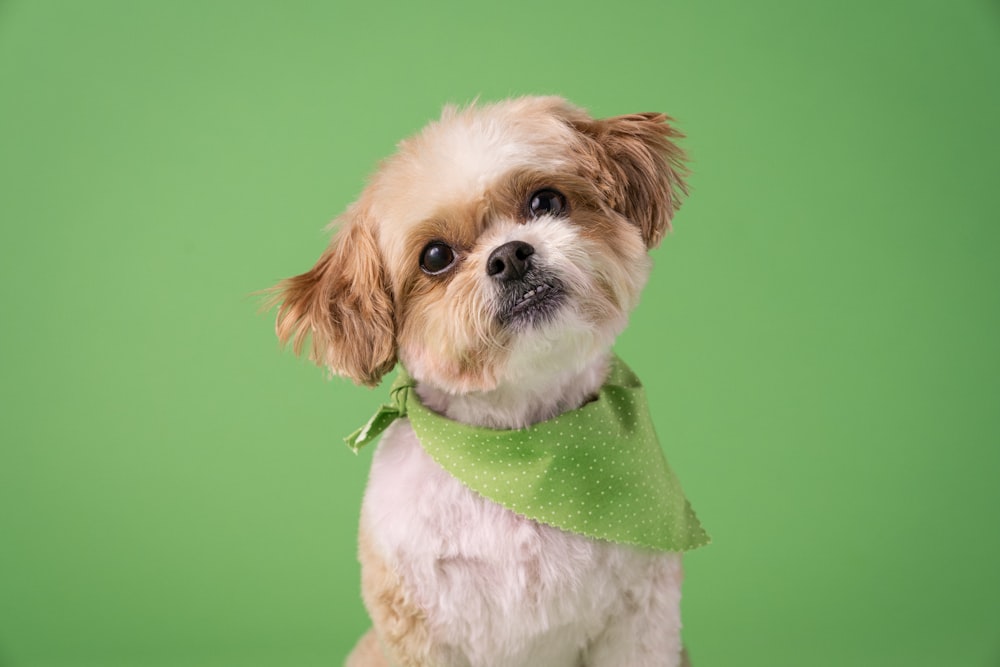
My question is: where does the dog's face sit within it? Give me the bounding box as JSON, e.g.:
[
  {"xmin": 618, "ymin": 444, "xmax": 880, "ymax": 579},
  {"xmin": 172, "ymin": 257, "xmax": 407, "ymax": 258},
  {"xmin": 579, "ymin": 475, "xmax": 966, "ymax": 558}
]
[{"xmin": 274, "ymin": 97, "xmax": 687, "ymax": 394}]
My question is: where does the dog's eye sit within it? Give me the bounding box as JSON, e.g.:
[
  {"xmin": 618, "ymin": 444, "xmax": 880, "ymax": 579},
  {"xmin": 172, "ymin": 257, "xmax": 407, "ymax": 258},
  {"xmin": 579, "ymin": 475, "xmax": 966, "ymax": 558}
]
[
  {"xmin": 527, "ymin": 189, "xmax": 567, "ymax": 218},
  {"xmin": 420, "ymin": 242, "xmax": 456, "ymax": 275}
]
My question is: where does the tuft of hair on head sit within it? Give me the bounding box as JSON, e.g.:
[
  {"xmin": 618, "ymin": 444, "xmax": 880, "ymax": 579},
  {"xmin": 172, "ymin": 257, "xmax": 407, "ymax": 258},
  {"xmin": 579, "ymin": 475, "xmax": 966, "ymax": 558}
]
[{"xmin": 268, "ymin": 205, "xmax": 396, "ymax": 387}]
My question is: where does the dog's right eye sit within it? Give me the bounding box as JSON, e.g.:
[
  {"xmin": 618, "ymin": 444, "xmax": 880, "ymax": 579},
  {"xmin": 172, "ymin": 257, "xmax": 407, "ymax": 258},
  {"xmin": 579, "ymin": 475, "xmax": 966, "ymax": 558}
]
[
  {"xmin": 420, "ymin": 242, "xmax": 456, "ymax": 275},
  {"xmin": 527, "ymin": 189, "xmax": 567, "ymax": 218}
]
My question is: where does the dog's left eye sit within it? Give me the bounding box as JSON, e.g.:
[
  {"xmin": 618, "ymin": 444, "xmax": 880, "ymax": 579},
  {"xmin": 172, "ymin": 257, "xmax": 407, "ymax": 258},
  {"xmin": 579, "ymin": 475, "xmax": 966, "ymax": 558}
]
[
  {"xmin": 527, "ymin": 189, "xmax": 567, "ymax": 218},
  {"xmin": 420, "ymin": 242, "xmax": 456, "ymax": 275}
]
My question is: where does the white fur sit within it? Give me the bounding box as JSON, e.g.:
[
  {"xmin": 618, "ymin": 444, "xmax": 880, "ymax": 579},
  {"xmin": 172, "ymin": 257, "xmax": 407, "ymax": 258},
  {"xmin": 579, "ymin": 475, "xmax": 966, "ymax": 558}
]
[{"xmin": 361, "ymin": 423, "xmax": 685, "ymax": 667}]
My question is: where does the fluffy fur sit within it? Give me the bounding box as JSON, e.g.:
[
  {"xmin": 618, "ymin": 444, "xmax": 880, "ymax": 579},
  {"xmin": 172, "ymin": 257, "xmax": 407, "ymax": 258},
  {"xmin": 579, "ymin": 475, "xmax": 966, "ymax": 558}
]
[{"xmin": 273, "ymin": 96, "xmax": 691, "ymax": 667}]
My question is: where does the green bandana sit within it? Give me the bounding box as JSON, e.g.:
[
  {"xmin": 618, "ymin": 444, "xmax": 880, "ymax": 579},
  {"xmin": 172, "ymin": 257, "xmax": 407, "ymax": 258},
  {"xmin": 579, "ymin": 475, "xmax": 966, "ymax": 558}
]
[{"xmin": 347, "ymin": 355, "xmax": 709, "ymax": 553}]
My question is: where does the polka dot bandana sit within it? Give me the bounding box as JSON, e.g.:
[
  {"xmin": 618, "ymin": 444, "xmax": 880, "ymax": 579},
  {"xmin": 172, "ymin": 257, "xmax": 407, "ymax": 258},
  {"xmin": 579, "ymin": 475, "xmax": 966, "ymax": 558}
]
[{"xmin": 346, "ymin": 355, "xmax": 710, "ymax": 553}]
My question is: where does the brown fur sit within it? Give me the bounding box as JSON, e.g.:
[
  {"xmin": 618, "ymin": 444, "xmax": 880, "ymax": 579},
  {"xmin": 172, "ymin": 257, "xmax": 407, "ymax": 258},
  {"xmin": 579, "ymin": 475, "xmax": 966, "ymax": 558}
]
[
  {"xmin": 488, "ymin": 168, "xmax": 608, "ymax": 223},
  {"xmin": 356, "ymin": 524, "xmax": 438, "ymax": 667},
  {"xmin": 271, "ymin": 99, "xmax": 687, "ymax": 389},
  {"xmin": 272, "ymin": 205, "xmax": 396, "ymax": 386},
  {"xmin": 568, "ymin": 112, "xmax": 688, "ymax": 249},
  {"xmin": 396, "ymin": 257, "xmax": 511, "ymax": 393}
]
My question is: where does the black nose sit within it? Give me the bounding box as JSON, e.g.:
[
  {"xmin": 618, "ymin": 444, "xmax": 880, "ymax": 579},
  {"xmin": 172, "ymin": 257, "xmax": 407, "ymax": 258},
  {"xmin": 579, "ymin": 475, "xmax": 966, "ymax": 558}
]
[{"xmin": 487, "ymin": 241, "xmax": 534, "ymax": 282}]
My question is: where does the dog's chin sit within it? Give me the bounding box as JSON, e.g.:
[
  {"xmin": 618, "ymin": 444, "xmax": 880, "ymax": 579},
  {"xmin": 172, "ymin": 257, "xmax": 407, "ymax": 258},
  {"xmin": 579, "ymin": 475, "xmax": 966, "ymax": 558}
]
[
  {"xmin": 411, "ymin": 304, "xmax": 621, "ymax": 429},
  {"xmin": 402, "ymin": 303, "xmax": 617, "ymax": 398},
  {"xmin": 502, "ymin": 311, "xmax": 619, "ymax": 385},
  {"xmin": 473, "ymin": 314, "xmax": 624, "ymax": 399}
]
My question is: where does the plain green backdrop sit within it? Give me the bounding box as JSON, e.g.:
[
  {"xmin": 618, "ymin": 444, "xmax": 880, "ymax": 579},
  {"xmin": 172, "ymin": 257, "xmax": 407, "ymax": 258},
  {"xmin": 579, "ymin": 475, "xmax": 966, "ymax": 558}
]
[{"xmin": 2, "ymin": 1, "xmax": 999, "ymax": 665}]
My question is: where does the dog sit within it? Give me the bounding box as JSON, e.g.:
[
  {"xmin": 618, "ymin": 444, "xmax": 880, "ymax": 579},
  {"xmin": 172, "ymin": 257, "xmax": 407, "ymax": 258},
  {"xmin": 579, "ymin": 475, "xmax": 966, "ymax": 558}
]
[{"xmin": 272, "ymin": 96, "xmax": 706, "ymax": 667}]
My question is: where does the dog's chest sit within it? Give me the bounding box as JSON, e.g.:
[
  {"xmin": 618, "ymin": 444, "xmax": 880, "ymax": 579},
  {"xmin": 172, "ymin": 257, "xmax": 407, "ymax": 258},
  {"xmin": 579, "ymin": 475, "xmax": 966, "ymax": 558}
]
[{"xmin": 360, "ymin": 420, "xmax": 660, "ymax": 665}]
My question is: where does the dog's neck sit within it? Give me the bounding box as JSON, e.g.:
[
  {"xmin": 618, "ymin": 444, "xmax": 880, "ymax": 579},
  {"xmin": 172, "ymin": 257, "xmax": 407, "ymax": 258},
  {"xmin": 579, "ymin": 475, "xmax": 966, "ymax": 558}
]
[{"xmin": 415, "ymin": 353, "xmax": 612, "ymax": 430}]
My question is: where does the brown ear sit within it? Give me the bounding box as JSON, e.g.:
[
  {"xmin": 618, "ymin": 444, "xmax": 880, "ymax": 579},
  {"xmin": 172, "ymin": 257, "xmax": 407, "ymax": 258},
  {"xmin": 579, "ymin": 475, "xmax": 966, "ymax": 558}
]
[
  {"xmin": 572, "ymin": 112, "xmax": 689, "ymax": 249},
  {"xmin": 272, "ymin": 207, "xmax": 396, "ymax": 387}
]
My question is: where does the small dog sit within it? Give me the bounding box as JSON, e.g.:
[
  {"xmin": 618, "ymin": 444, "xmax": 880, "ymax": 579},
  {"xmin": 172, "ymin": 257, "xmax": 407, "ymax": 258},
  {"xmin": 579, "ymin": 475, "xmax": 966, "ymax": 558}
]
[{"xmin": 273, "ymin": 97, "xmax": 705, "ymax": 667}]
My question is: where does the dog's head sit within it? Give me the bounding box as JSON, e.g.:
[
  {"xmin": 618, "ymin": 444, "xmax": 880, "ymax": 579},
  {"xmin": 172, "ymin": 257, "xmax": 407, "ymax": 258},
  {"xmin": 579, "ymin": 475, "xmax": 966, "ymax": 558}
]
[{"xmin": 273, "ymin": 97, "xmax": 687, "ymax": 394}]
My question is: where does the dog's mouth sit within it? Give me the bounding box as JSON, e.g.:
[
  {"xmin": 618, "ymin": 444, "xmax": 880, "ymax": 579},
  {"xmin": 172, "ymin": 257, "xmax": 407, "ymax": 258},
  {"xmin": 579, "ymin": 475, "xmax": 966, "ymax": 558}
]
[
  {"xmin": 513, "ymin": 282, "xmax": 555, "ymax": 312},
  {"xmin": 498, "ymin": 275, "xmax": 565, "ymax": 327}
]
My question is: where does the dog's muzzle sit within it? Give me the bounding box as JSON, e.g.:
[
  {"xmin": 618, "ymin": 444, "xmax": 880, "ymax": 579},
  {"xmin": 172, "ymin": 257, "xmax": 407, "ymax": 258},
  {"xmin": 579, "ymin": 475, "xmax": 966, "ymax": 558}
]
[{"xmin": 488, "ymin": 240, "xmax": 565, "ymax": 326}]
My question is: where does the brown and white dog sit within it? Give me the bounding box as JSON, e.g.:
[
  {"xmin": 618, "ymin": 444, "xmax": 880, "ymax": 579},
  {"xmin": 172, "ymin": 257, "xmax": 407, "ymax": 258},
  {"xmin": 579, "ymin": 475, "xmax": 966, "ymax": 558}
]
[{"xmin": 273, "ymin": 97, "xmax": 690, "ymax": 667}]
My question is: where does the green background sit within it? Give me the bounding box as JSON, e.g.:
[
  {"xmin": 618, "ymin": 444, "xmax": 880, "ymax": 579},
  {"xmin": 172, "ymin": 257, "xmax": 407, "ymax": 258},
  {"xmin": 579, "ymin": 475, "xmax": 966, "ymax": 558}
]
[{"xmin": 2, "ymin": 1, "xmax": 998, "ymax": 665}]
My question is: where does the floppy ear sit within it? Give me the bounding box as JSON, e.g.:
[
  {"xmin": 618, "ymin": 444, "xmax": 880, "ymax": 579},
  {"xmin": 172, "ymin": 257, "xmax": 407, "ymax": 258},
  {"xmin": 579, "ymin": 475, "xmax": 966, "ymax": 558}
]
[
  {"xmin": 572, "ymin": 112, "xmax": 689, "ymax": 249},
  {"xmin": 272, "ymin": 206, "xmax": 396, "ymax": 387}
]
